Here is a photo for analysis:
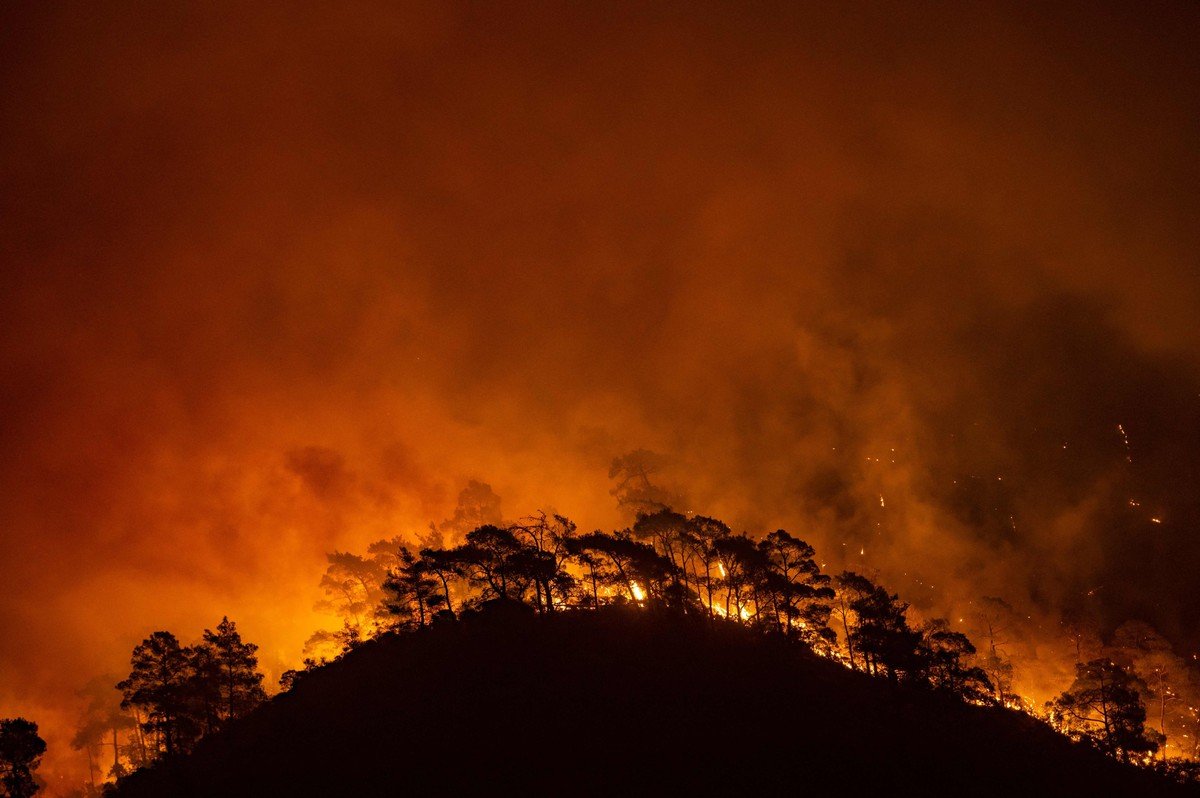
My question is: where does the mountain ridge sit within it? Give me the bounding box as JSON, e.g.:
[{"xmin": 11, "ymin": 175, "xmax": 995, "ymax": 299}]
[{"xmin": 111, "ymin": 605, "xmax": 1191, "ymax": 797}]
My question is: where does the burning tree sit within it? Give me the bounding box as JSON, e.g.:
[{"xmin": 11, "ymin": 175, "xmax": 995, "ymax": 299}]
[
  {"xmin": 969, "ymin": 596, "xmax": 1019, "ymax": 705},
  {"xmin": 711, "ymin": 533, "xmax": 761, "ymax": 621},
  {"xmin": 834, "ymin": 571, "xmax": 922, "ymax": 682},
  {"xmin": 1048, "ymin": 658, "xmax": 1157, "ymax": 763},
  {"xmin": 757, "ymin": 530, "xmax": 836, "ymax": 646},
  {"xmin": 681, "ymin": 515, "xmax": 729, "ymax": 617},
  {"xmin": 566, "ymin": 531, "xmax": 681, "ymax": 607},
  {"xmin": 114, "ymin": 496, "xmax": 1200, "ymax": 789},
  {"xmin": 1108, "ymin": 620, "xmax": 1200, "ymax": 760}
]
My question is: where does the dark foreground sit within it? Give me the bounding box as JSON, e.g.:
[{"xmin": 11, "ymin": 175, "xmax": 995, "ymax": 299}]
[{"xmin": 113, "ymin": 607, "xmax": 1191, "ymax": 797}]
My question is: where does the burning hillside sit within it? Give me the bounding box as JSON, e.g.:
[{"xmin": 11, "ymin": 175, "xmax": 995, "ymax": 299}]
[{"xmin": 2, "ymin": 2, "xmax": 1199, "ymax": 794}]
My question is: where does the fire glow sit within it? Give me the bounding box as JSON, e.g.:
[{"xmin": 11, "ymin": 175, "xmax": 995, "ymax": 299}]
[{"xmin": 1, "ymin": 2, "xmax": 1199, "ymax": 792}]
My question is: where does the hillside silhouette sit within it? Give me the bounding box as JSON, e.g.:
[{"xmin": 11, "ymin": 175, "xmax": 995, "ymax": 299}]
[{"xmin": 111, "ymin": 605, "xmax": 1190, "ymax": 797}]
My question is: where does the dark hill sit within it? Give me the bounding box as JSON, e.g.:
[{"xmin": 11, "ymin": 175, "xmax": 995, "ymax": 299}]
[{"xmin": 113, "ymin": 606, "xmax": 1191, "ymax": 797}]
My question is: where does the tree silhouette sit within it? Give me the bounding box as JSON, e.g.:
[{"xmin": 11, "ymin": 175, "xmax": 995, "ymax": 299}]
[
  {"xmin": 365, "ymin": 536, "xmax": 408, "ymax": 573},
  {"xmin": 510, "ymin": 512, "xmax": 578, "ymax": 611},
  {"xmin": 1108, "ymin": 620, "xmax": 1196, "ymax": 759},
  {"xmin": 71, "ymin": 675, "xmax": 139, "ymax": 787},
  {"xmin": 711, "ymin": 533, "xmax": 762, "ymax": 621},
  {"xmin": 117, "ymin": 623, "xmax": 267, "ymax": 762},
  {"xmin": 1049, "ymin": 658, "xmax": 1157, "ymax": 762},
  {"xmin": 449, "ymin": 525, "xmax": 531, "ymax": 603},
  {"xmin": 307, "ymin": 538, "xmax": 424, "ymax": 656},
  {"xmin": 314, "ymin": 551, "xmax": 389, "ymax": 634},
  {"xmin": 302, "ymin": 620, "xmax": 365, "ymax": 663},
  {"xmin": 632, "ymin": 510, "xmax": 698, "ymax": 609},
  {"xmin": 682, "ymin": 515, "xmax": 729, "ymax": 617},
  {"xmin": 608, "ymin": 449, "xmax": 682, "ymax": 516},
  {"xmin": 436, "ymin": 480, "xmax": 504, "ymax": 542},
  {"xmin": 184, "ymin": 641, "xmax": 223, "ymax": 739},
  {"xmin": 918, "ymin": 620, "xmax": 993, "ymax": 702},
  {"xmin": 757, "ymin": 530, "xmax": 835, "ymax": 645},
  {"xmin": 419, "ymin": 546, "xmax": 463, "ymax": 619},
  {"xmin": 0, "ymin": 719, "xmax": 45, "ymax": 798},
  {"xmin": 99, "ymin": 498, "xmax": 1200, "ymax": 787},
  {"xmin": 568, "ymin": 531, "xmax": 681, "ymax": 606},
  {"xmin": 506, "ymin": 546, "xmax": 562, "ymax": 613},
  {"xmin": 562, "ymin": 532, "xmax": 619, "ymax": 609},
  {"xmin": 970, "ymin": 596, "xmax": 1018, "ymax": 704},
  {"xmin": 632, "ymin": 510, "xmax": 688, "ymax": 569},
  {"xmin": 279, "ymin": 657, "xmax": 327, "ymax": 693},
  {"xmin": 200, "ymin": 617, "xmax": 267, "ymax": 725},
  {"xmin": 383, "ymin": 547, "xmax": 446, "ymax": 627},
  {"xmin": 117, "ymin": 632, "xmax": 197, "ymax": 757},
  {"xmin": 835, "ymin": 572, "xmax": 921, "ymax": 682},
  {"xmin": 1061, "ymin": 612, "xmax": 1104, "ymax": 665},
  {"xmin": 831, "ymin": 572, "xmax": 869, "ymax": 671}
]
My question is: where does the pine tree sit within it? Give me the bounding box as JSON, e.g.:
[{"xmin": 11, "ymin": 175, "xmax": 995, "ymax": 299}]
[
  {"xmin": 117, "ymin": 631, "xmax": 198, "ymax": 757},
  {"xmin": 383, "ymin": 548, "xmax": 446, "ymax": 627},
  {"xmin": 200, "ymin": 617, "xmax": 268, "ymax": 725},
  {"xmin": 1048, "ymin": 658, "xmax": 1157, "ymax": 762},
  {"xmin": 0, "ymin": 718, "xmax": 45, "ymax": 798}
]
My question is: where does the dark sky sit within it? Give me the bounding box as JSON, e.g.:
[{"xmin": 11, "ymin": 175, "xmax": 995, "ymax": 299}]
[{"xmin": 1, "ymin": 1, "xmax": 1198, "ymax": 787}]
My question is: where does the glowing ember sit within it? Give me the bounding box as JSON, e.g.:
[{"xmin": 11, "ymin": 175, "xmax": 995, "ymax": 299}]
[{"xmin": 1117, "ymin": 424, "xmax": 1133, "ymax": 463}]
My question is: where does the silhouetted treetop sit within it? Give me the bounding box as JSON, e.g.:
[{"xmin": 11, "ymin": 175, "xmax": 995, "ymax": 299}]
[{"xmin": 0, "ymin": 718, "xmax": 45, "ymax": 798}]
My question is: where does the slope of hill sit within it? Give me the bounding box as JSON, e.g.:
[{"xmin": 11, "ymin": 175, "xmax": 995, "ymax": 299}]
[{"xmin": 112, "ymin": 606, "xmax": 1191, "ymax": 797}]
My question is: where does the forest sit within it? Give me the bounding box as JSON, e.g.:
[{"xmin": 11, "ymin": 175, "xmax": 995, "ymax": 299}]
[{"xmin": 5, "ymin": 462, "xmax": 1200, "ymax": 796}]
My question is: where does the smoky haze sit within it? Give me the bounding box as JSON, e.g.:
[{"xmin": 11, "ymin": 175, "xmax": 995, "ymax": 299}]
[{"xmin": 1, "ymin": 1, "xmax": 1198, "ymax": 788}]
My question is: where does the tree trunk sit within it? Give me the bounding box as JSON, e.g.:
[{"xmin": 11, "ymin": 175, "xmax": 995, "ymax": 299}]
[
  {"xmin": 1098, "ymin": 674, "xmax": 1113, "ymax": 757},
  {"xmin": 437, "ymin": 572, "xmax": 456, "ymax": 618},
  {"xmin": 839, "ymin": 598, "xmax": 856, "ymax": 671},
  {"xmin": 86, "ymin": 743, "xmax": 96, "ymax": 789},
  {"xmin": 589, "ymin": 564, "xmax": 599, "ymax": 610},
  {"xmin": 704, "ymin": 565, "xmax": 714, "ymax": 619},
  {"xmin": 1160, "ymin": 687, "xmax": 1168, "ymax": 760},
  {"xmin": 228, "ymin": 662, "xmax": 236, "ymax": 722}
]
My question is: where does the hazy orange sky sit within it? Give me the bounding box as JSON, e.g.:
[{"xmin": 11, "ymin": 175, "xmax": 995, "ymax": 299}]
[{"xmin": 2, "ymin": 2, "xmax": 1199, "ymax": 790}]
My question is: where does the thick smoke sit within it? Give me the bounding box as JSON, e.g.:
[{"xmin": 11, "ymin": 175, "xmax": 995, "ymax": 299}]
[{"xmin": 1, "ymin": 1, "xmax": 1198, "ymax": 788}]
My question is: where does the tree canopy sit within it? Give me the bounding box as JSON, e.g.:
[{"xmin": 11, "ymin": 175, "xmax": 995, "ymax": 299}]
[{"xmin": 0, "ymin": 718, "xmax": 45, "ymax": 798}]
